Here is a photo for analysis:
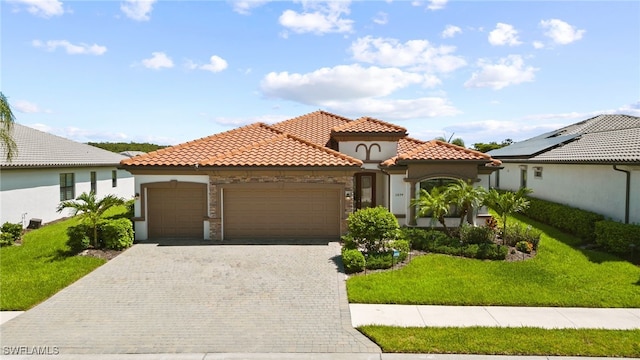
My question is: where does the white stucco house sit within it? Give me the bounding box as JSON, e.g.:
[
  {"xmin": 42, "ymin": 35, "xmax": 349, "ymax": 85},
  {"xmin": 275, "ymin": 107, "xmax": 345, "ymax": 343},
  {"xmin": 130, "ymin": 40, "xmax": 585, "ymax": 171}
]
[
  {"xmin": 120, "ymin": 111, "xmax": 501, "ymax": 242},
  {"xmin": 488, "ymin": 114, "xmax": 640, "ymax": 224},
  {"xmin": 0, "ymin": 124, "xmax": 135, "ymax": 227}
]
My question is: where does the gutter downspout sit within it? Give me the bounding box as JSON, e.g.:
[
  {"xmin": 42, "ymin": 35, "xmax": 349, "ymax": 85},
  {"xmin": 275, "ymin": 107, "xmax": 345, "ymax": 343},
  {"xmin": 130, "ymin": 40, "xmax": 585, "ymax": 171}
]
[{"xmin": 613, "ymin": 165, "xmax": 630, "ymax": 224}]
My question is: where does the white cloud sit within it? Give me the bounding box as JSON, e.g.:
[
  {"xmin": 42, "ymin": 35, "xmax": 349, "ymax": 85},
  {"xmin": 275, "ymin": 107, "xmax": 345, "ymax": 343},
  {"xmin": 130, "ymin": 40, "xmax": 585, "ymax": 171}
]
[
  {"xmin": 445, "ymin": 119, "xmax": 562, "ymax": 143},
  {"xmin": 278, "ymin": 1, "xmax": 353, "ymax": 35},
  {"xmin": 488, "ymin": 23, "xmax": 522, "ymax": 46},
  {"xmin": 200, "ymin": 55, "xmax": 228, "ymax": 73},
  {"xmin": 230, "ymin": 0, "xmax": 270, "ymax": 15},
  {"xmin": 533, "ymin": 41, "xmax": 545, "ymax": 49},
  {"xmin": 260, "ymin": 64, "xmax": 426, "ymax": 104},
  {"xmin": 350, "ymin": 36, "xmax": 466, "ymax": 73},
  {"xmin": 427, "ymin": 0, "xmax": 448, "ymax": 11},
  {"xmin": 142, "ymin": 52, "xmax": 174, "ymax": 70},
  {"xmin": 373, "ymin": 11, "xmax": 388, "ymax": 25},
  {"xmin": 32, "ymin": 39, "xmax": 107, "ymax": 55},
  {"xmin": 464, "ymin": 55, "xmax": 538, "ymax": 90},
  {"xmin": 12, "ymin": 100, "xmax": 51, "ymax": 114},
  {"xmin": 540, "ymin": 19, "xmax": 585, "ymax": 45},
  {"xmin": 8, "ymin": 0, "xmax": 64, "ymax": 18},
  {"xmin": 121, "ymin": 0, "xmax": 156, "ymax": 21},
  {"xmin": 324, "ymin": 97, "xmax": 460, "ymax": 120},
  {"xmin": 441, "ymin": 25, "xmax": 462, "ymax": 38}
]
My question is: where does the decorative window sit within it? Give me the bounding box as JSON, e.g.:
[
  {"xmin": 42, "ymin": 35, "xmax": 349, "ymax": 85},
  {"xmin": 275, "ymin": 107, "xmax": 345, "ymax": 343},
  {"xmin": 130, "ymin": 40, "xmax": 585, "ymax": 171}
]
[
  {"xmin": 60, "ymin": 173, "xmax": 75, "ymax": 201},
  {"xmin": 533, "ymin": 166, "xmax": 543, "ymax": 179},
  {"xmin": 112, "ymin": 170, "xmax": 117, "ymax": 188},
  {"xmin": 90, "ymin": 171, "xmax": 97, "ymax": 194}
]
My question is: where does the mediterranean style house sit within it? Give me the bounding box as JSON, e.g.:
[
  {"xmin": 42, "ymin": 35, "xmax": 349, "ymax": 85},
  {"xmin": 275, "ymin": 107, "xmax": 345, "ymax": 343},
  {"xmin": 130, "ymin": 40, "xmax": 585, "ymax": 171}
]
[
  {"xmin": 0, "ymin": 124, "xmax": 135, "ymax": 227},
  {"xmin": 121, "ymin": 111, "xmax": 501, "ymax": 241},
  {"xmin": 488, "ymin": 114, "xmax": 640, "ymax": 224}
]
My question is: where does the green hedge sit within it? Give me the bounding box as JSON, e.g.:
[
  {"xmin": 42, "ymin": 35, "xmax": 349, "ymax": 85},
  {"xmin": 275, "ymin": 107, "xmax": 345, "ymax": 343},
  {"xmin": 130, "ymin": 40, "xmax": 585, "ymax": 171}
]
[
  {"xmin": 595, "ymin": 221, "xmax": 640, "ymax": 255},
  {"xmin": 400, "ymin": 227, "xmax": 506, "ymax": 260},
  {"xmin": 342, "ymin": 248, "xmax": 365, "ymax": 274},
  {"xmin": 522, "ymin": 197, "xmax": 604, "ymax": 243},
  {"xmin": 66, "ymin": 223, "xmax": 92, "ymax": 253},
  {"xmin": 101, "ymin": 218, "xmax": 134, "ymax": 250}
]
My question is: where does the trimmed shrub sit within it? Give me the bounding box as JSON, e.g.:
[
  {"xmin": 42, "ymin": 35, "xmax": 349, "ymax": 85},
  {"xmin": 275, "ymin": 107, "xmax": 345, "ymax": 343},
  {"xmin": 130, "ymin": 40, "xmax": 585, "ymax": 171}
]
[
  {"xmin": 401, "ymin": 227, "xmax": 454, "ymax": 252},
  {"xmin": 346, "ymin": 206, "xmax": 399, "ymax": 253},
  {"xmin": 503, "ymin": 223, "xmax": 541, "ymax": 249},
  {"xmin": 516, "ymin": 241, "xmax": 533, "ymax": 253},
  {"xmin": 0, "ymin": 232, "xmax": 15, "ymax": 247},
  {"xmin": 101, "ymin": 218, "xmax": 134, "ymax": 250},
  {"xmin": 342, "ymin": 248, "xmax": 365, "ymax": 274},
  {"xmin": 1, "ymin": 222, "xmax": 23, "ymax": 243},
  {"xmin": 595, "ymin": 220, "xmax": 640, "ymax": 255},
  {"xmin": 341, "ymin": 234, "xmax": 358, "ymax": 250},
  {"xmin": 459, "ymin": 224, "xmax": 496, "ymax": 245},
  {"xmin": 66, "ymin": 224, "xmax": 92, "ymax": 253},
  {"xmin": 462, "ymin": 244, "xmax": 480, "ymax": 258},
  {"xmin": 365, "ymin": 251, "xmax": 394, "ymax": 270},
  {"xmin": 477, "ymin": 243, "xmax": 508, "ymax": 260},
  {"xmin": 523, "ymin": 196, "xmax": 604, "ymax": 243},
  {"xmin": 389, "ymin": 239, "xmax": 410, "ymax": 262}
]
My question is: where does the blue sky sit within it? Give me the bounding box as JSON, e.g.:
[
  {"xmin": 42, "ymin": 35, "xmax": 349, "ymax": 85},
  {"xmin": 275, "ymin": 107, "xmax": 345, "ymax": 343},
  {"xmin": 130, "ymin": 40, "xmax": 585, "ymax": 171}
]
[{"xmin": 3, "ymin": 0, "xmax": 639, "ymax": 147}]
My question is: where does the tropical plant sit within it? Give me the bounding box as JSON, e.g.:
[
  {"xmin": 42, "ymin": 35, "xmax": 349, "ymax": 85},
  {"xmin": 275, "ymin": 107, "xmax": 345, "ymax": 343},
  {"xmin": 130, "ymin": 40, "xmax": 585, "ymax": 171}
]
[
  {"xmin": 484, "ymin": 188, "xmax": 533, "ymax": 244},
  {"xmin": 57, "ymin": 192, "xmax": 126, "ymax": 248},
  {"xmin": 446, "ymin": 179, "xmax": 487, "ymax": 227},
  {"xmin": 0, "ymin": 92, "xmax": 18, "ymax": 161},
  {"xmin": 412, "ymin": 187, "xmax": 450, "ymax": 233}
]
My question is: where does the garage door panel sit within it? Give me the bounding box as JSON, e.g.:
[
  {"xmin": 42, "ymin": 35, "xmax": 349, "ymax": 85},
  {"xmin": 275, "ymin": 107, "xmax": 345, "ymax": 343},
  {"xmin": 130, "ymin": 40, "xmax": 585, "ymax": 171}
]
[
  {"xmin": 148, "ymin": 186, "xmax": 206, "ymax": 239},
  {"xmin": 223, "ymin": 188, "xmax": 340, "ymax": 240}
]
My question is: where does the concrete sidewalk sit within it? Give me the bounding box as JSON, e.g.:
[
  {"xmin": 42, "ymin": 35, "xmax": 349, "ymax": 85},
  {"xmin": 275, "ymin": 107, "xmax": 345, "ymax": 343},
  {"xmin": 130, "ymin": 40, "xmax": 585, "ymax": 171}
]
[{"xmin": 350, "ymin": 304, "xmax": 640, "ymax": 329}]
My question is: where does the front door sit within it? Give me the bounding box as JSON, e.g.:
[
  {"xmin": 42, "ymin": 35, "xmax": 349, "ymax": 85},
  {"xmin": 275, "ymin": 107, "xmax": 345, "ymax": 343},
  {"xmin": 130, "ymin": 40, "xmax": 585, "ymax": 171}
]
[{"xmin": 354, "ymin": 173, "xmax": 376, "ymax": 210}]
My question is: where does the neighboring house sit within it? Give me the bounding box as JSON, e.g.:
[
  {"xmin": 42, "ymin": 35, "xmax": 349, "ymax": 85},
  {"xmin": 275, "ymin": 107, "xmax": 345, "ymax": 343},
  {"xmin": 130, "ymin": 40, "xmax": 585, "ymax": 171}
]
[
  {"xmin": 121, "ymin": 111, "xmax": 500, "ymax": 241},
  {"xmin": 488, "ymin": 114, "xmax": 640, "ymax": 224},
  {"xmin": 0, "ymin": 124, "xmax": 135, "ymax": 227}
]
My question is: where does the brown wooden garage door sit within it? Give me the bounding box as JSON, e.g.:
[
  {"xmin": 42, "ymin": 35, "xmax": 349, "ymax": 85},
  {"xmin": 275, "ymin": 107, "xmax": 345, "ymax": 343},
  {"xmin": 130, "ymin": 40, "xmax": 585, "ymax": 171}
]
[
  {"xmin": 147, "ymin": 183, "xmax": 207, "ymax": 238},
  {"xmin": 223, "ymin": 187, "xmax": 341, "ymax": 240}
]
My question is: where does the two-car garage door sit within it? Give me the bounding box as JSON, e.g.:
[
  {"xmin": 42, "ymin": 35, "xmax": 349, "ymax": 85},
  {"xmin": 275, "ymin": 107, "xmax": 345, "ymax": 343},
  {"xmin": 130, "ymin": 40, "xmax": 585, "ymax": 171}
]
[
  {"xmin": 146, "ymin": 182, "xmax": 342, "ymax": 241},
  {"xmin": 223, "ymin": 187, "xmax": 341, "ymax": 240}
]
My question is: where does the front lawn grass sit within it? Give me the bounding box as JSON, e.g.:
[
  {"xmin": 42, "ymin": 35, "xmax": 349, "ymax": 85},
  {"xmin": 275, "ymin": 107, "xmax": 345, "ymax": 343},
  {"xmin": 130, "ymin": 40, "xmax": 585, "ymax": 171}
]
[
  {"xmin": 0, "ymin": 207, "xmax": 127, "ymax": 310},
  {"xmin": 359, "ymin": 326, "xmax": 640, "ymax": 357},
  {"xmin": 347, "ymin": 215, "xmax": 640, "ymax": 307}
]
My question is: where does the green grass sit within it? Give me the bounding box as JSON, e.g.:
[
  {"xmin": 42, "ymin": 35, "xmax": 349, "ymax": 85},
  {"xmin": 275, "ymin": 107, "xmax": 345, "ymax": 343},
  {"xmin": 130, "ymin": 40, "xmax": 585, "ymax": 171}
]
[
  {"xmin": 0, "ymin": 207, "xmax": 128, "ymax": 310},
  {"xmin": 347, "ymin": 215, "xmax": 640, "ymax": 307},
  {"xmin": 359, "ymin": 326, "xmax": 640, "ymax": 357}
]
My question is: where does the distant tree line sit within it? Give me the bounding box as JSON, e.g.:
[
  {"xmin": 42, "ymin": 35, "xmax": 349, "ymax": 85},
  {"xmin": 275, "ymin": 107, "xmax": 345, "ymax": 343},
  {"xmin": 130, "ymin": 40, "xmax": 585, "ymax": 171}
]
[{"xmin": 87, "ymin": 142, "xmax": 168, "ymax": 154}]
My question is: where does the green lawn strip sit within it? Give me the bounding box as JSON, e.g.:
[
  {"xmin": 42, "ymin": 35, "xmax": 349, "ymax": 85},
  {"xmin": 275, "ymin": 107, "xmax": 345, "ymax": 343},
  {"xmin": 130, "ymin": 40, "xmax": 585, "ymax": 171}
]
[
  {"xmin": 0, "ymin": 207, "xmax": 127, "ymax": 310},
  {"xmin": 359, "ymin": 326, "xmax": 640, "ymax": 357},
  {"xmin": 347, "ymin": 215, "xmax": 640, "ymax": 307}
]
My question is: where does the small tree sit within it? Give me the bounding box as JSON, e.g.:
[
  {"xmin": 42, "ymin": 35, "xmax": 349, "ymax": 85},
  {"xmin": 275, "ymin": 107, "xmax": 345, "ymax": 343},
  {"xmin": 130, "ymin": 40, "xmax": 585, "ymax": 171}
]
[
  {"xmin": 446, "ymin": 179, "xmax": 487, "ymax": 227},
  {"xmin": 57, "ymin": 192, "xmax": 126, "ymax": 248},
  {"xmin": 412, "ymin": 187, "xmax": 450, "ymax": 233},
  {"xmin": 484, "ymin": 188, "xmax": 532, "ymax": 244},
  {"xmin": 346, "ymin": 206, "xmax": 399, "ymax": 253}
]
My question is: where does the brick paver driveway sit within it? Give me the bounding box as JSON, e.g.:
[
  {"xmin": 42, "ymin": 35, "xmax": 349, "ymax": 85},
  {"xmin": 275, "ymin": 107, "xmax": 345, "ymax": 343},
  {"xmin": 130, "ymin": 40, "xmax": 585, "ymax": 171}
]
[{"xmin": 0, "ymin": 241, "xmax": 379, "ymax": 355}]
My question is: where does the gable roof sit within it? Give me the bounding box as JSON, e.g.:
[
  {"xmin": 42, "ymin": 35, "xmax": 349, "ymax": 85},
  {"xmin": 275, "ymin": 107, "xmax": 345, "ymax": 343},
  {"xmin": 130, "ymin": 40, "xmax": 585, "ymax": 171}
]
[
  {"xmin": 1, "ymin": 123, "xmax": 127, "ymax": 168},
  {"xmin": 383, "ymin": 140, "xmax": 500, "ymax": 166},
  {"xmin": 120, "ymin": 122, "xmax": 362, "ymax": 168},
  {"xmin": 121, "ymin": 110, "xmax": 499, "ymax": 170},
  {"xmin": 271, "ymin": 110, "xmax": 352, "ymax": 148},
  {"xmin": 489, "ymin": 114, "xmax": 640, "ymax": 163},
  {"xmin": 331, "ymin": 116, "xmax": 407, "ymax": 135}
]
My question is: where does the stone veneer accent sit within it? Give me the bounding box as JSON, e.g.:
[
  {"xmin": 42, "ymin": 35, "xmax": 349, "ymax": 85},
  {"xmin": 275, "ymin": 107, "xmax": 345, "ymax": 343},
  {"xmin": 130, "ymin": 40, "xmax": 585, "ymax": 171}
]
[{"xmin": 208, "ymin": 173, "xmax": 355, "ymax": 241}]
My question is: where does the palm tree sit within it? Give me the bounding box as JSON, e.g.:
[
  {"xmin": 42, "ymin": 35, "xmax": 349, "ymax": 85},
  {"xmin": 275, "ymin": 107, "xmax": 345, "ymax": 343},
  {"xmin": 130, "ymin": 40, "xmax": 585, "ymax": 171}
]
[
  {"xmin": 446, "ymin": 179, "xmax": 487, "ymax": 227},
  {"xmin": 0, "ymin": 92, "xmax": 18, "ymax": 161},
  {"xmin": 412, "ymin": 187, "xmax": 451, "ymax": 233},
  {"xmin": 484, "ymin": 187, "xmax": 532, "ymax": 244},
  {"xmin": 57, "ymin": 192, "xmax": 126, "ymax": 248}
]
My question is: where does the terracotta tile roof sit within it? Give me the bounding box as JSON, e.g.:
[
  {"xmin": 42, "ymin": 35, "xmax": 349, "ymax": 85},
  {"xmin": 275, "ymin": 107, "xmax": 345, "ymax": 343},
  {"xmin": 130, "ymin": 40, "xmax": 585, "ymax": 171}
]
[
  {"xmin": 383, "ymin": 140, "xmax": 500, "ymax": 166},
  {"xmin": 121, "ymin": 122, "xmax": 362, "ymax": 168},
  {"xmin": 332, "ymin": 116, "xmax": 407, "ymax": 135},
  {"xmin": 271, "ymin": 110, "xmax": 352, "ymax": 147},
  {"xmin": 397, "ymin": 137, "xmax": 426, "ymax": 154}
]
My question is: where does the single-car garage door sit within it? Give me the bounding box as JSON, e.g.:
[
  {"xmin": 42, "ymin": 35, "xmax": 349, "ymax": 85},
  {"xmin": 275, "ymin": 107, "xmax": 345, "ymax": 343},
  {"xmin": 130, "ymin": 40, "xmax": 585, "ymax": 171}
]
[
  {"xmin": 147, "ymin": 183, "xmax": 207, "ymax": 239},
  {"xmin": 223, "ymin": 187, "xmax": 341, "ymax": 240}
]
